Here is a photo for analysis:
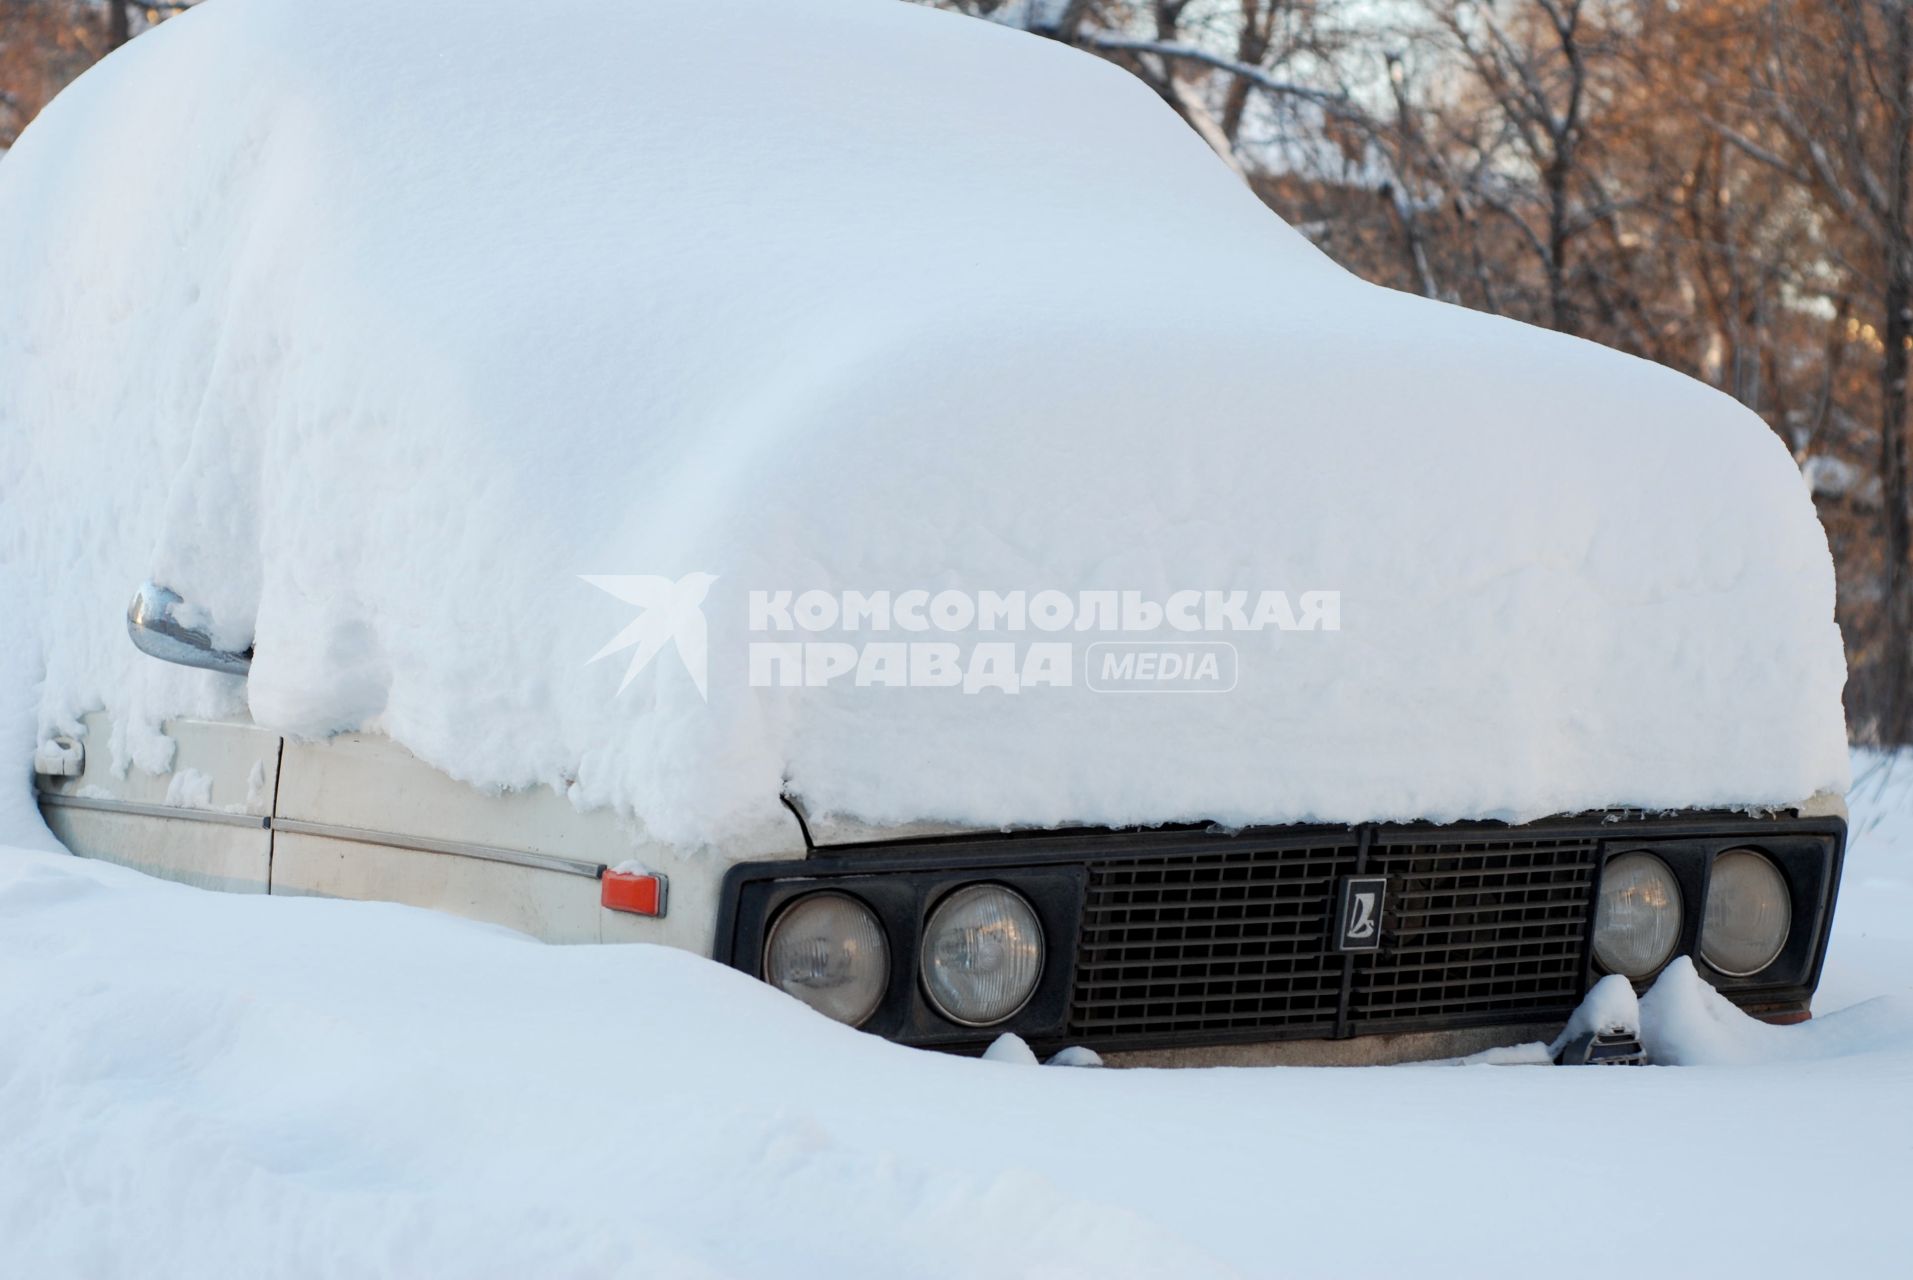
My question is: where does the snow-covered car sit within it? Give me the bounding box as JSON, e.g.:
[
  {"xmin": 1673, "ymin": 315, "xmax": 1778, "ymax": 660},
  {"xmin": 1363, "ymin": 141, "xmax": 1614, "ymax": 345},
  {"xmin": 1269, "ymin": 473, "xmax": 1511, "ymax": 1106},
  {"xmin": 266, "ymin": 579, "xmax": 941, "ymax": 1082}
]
[{"xmin": 4, "ymin": 0, "xmax": 1849, "ymax": 1065}]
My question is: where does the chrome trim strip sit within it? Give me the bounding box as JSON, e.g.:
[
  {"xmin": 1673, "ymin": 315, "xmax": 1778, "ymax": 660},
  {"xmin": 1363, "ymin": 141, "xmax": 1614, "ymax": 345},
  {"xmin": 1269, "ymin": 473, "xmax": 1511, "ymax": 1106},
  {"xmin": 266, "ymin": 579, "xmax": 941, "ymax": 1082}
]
[
  {"xmin": 36, "ymin": 791, "xmax": 606, "ymax": 880},
  {"xmin": 269, "ymin": 818, "xmax": 606, "ymax": 879},
  {"xmin": 37, "ymin": 791, "xmax": 270, "ymax": 830}
]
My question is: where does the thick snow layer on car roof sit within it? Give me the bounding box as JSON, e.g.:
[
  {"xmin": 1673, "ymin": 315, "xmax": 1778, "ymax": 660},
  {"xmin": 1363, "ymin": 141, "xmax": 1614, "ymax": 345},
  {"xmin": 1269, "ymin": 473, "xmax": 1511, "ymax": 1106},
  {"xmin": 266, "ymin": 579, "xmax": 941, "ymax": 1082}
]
[{"xmin": 0, "ymin": 0, "xmax": 1848, "ymax": 849}]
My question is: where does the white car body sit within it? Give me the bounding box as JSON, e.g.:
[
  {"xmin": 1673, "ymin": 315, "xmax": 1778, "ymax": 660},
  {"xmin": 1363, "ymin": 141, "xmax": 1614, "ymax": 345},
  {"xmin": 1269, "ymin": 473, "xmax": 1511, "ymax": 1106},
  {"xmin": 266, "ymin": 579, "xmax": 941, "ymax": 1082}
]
[
  {"xmin": 34, "ymin": 709, "xmax": 1847, "ymax": 1066},
  {"xmin": 5, "ymin": 0, "xmax": 1851, "ymax": 1065},
  {"xmin": 36, "ymin": 714, "xmax": 768, "ymax": 953}
]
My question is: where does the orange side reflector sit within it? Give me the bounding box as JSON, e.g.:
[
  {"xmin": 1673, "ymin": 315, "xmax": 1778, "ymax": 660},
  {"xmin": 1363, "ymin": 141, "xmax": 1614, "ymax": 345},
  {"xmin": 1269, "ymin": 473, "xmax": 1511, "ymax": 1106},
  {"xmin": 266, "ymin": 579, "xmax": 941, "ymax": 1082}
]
[{"xmin": 601, "ymin": 870, "xmax": 668, "ymax": 917}]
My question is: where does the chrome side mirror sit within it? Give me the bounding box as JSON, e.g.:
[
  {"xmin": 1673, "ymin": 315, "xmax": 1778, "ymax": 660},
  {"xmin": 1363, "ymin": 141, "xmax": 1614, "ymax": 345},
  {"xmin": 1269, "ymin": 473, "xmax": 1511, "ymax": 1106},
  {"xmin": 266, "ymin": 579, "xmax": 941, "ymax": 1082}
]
[{"xmin": 127, "ymin": 582, "xmax": 253, "ymax": 676}]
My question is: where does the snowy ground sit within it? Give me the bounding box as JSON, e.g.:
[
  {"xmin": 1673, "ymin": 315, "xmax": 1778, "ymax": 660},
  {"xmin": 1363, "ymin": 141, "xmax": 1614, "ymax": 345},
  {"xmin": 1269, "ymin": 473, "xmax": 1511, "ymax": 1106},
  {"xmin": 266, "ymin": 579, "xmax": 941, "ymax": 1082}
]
[{"xmin": 0, "ymin": 763, "xmax": 1908, "ymax": 1279}]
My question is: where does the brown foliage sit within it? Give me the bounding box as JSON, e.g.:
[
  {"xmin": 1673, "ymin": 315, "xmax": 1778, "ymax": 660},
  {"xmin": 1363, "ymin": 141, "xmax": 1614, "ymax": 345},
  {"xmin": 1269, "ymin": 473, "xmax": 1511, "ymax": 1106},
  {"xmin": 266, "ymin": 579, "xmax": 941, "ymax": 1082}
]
[{"xmin": 0, "ymin": 1, "xmax": 104, "ymax": 150}]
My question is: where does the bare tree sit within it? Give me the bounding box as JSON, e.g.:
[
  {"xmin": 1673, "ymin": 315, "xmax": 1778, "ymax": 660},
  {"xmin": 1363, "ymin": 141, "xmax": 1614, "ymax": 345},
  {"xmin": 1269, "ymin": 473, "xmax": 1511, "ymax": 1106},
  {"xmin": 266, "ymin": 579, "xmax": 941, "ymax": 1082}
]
[
  {"xmin": 1425, "ymin": 1, "xmax": 1618, "ymax": 335},
  {"xmin": 927, "ymin": 1, "xmax": 1362, "ymax": 170},
  {"xmin": 1704, "ymin": 2, "xmax": 1913, "ymax": 739}
]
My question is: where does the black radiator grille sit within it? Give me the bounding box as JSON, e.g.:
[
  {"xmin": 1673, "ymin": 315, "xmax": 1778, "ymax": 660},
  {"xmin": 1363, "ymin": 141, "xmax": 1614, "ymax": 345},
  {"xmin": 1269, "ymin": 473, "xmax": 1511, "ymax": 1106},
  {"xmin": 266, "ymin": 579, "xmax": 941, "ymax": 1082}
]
[
  {"xmin": 1068, "ymin": 839, "xmax": 1358, "ymax": 1041},
  {"xmin": 1348, "ymin": 834, "xmax": 1600, "ymax": 1028}
]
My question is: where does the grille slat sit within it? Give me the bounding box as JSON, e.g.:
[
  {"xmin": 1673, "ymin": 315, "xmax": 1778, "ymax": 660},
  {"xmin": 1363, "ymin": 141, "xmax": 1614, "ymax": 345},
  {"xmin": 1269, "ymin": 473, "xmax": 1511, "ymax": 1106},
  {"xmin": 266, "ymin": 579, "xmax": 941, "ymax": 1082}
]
[
  {"xmin": 1357, "ymin": 959, "xmax": 1584, "ymax": 991},
  {"xmin": 1074, "ymin": 967, "xmax": 1349, "ymax": 992},
  {"xmin": 1353, "ymin": 989, "xmax": 1581, "ymax": 1016},
  {"xmin": 1388, "ymin": 882, "xmax": 1590, "ymax": 904},
  {"xmin": 1085, "ymin": 893, "xmax": 1337, "ymax": 912},
  {"xmin": 1080, "ymin": 912, "xmax": 1331, "ymax": 932},
  {"xmin": 1073, "ymin": 936, "xmax": 1329, "ymax": 958},
  {"xmin": 1379, "ymin": 918, "xmax": 1592, "ymax": 948}
]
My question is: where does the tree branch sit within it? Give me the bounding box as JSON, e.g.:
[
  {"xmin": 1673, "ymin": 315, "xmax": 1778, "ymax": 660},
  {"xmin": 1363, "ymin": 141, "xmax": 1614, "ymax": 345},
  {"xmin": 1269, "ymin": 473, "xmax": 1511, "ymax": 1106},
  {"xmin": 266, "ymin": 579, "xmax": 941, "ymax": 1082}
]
[
  {"xmin": 1705, "ymin": 118, "xmax": 1817, "ymax": 192},
  {"xmin": 1077, "ymin": 32, "xmax": 1369, "ymax": 123}
]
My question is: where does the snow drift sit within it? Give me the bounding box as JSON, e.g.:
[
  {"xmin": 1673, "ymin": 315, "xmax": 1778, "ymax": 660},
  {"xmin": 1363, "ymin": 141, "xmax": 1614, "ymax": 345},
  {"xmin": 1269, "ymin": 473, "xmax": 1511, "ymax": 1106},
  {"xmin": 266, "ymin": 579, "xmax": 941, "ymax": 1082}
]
[
  {"xmin": 0, "ymin": 0, "xmax": 1848, "ymax": 850},
  {"xmin": 3, "ymin": 804, "xmax": 1912, "ymax": 1277}
]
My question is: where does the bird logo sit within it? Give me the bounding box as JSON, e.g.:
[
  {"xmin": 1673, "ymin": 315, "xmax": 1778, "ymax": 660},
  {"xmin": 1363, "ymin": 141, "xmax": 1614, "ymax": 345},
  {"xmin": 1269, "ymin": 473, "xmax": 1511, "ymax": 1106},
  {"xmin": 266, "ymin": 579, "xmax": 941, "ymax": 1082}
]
[
  {"xmin": 582, "ymin": 573, "xmax": 719, "ymax": 701},
  {"xmin": 1346, "ymin": 890, "xmax": 1378, "ymax": 940}
]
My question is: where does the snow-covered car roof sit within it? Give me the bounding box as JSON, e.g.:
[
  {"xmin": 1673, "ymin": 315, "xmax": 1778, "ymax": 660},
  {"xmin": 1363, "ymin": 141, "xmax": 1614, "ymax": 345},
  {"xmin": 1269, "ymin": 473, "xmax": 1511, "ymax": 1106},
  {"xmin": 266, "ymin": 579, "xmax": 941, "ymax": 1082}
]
[{"xmin": 0, "ymin": 0, "xmax": 1847, "ymax": 849}]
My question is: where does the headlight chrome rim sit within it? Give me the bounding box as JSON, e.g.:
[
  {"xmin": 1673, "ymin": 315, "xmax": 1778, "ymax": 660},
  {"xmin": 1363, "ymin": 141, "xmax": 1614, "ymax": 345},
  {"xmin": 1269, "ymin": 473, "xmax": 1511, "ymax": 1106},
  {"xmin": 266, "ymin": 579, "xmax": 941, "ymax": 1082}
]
[
  {"xmin": 1593, "ymin": 851, "xmax": 1684, "ymax": 979},
  {"xmin": 763, "ymin": 890, "xmax": 890, "ymax": 1027},
  {"xmin": 920, "ymin": 883, "xmax": 1045, "ymax": 1027},
  {"xmin": 1701, "ymin": 848, "xmax": 1792, "ymax": 977}
]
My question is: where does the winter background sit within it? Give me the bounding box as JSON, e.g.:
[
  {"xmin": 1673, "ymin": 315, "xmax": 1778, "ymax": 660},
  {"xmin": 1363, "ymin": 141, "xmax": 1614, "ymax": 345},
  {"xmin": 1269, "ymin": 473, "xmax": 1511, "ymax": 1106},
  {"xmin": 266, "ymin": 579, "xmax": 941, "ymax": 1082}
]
[{"xmin": 1, "ymin": 1, "xmax": 1910, "ymax": 1276}]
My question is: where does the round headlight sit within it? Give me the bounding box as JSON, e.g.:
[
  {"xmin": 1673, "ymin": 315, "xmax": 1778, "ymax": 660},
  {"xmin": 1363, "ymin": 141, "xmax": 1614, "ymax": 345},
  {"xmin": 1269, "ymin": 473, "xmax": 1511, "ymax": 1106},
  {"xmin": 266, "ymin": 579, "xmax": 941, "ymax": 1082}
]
[
  {"xmin": 1702, "ymin": 849, "xmax": 1791, "ymax": 976},
  {"xmin": 1593, "ymin": 852, "xmax": 1683, "ymax": 978},
  {"xmin": 763, "ymin": 892, "xmax": 889, "ymax": 1026},
  {"xmin": 920, "ymin": 884, "xmax": 1044, "ymax": 1026}
]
